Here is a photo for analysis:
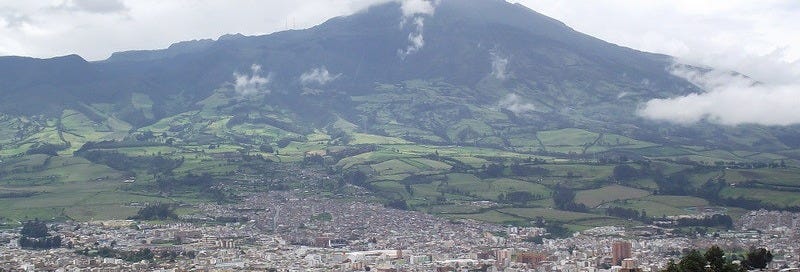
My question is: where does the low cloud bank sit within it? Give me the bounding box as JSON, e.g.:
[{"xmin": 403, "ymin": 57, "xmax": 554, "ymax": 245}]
[
  {"xmin": 499, "ymin": 94, "xmax": 535, "ymax": 114},
  {"xmin": 300, "ymin": 66, "xmax": 340, "ymax": 86},
  {"xmin": 638, "ymin": 64, "xmax": 800, "ymax": 126},
  {"xmin": 232, "ymin": 64, "xmax": 271, "ymax": 96}
]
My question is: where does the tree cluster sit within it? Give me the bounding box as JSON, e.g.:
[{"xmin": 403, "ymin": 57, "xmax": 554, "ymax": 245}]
[
  {"xmin": 26, "ymin": 143, "xmax": 68, "ymax": 156},
  {"xmin": 385, "ymin": 199, "xmax": 409, "ymax": 210},
  {"xmin": 606, "ymin": 207, "xmax": 648, "ymax": 221},
  {"xmin": 77, "ymin": 140, "xmax": 162, "ymax": 152},
  {"xmin": 18, "ymin": 220, "xmax": 62, "ymax": 250},
  {"xmin": 655, "ymin": 172, "xmax": 692, "ymax": 195},
  {"xmin": 481, "ymin": 163, "xmax": 505, "ymax": 178},
  {"xmin": 77, "ymin": 150, "xmax": 183, "ymax": 175},
  {"xmin": 303, "ymin": 154, "xmax": 325, "ymax": 166},
  {"xmin": 663, "ymin": 246, "xmax": 773, "ymax": 272},
  {"xmin": 612, "ymin": 164, "xmax": 639, "ymax": 182},
  {"xmin": 552, "ymin": 186, "xmax": 587, "ymax": 212},
  {"xmin": 675, "ymin": 214, "xmax": 733, "ymax": 229},
  {"xmin": 744, "ymin": 248, "xmax": 773, "ymax": 270},
  {"xmin": 78, "ymin": 247, "xmax": 156, "ymax": 263},
  {"xmin": 129, "ymin": 203, "xmax": 178, "ymax": 221},
  {"xmin": 341, "ymin": 170, "xmax": 370, "ymax": 189}
]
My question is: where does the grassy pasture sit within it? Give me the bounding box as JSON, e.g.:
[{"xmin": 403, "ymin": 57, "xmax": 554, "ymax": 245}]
[
  {"xmin": 540, "ymin": 164, "xmax": 614, "ymax": 181},
  {"xmin": 537, "ymin": 129, "xmax": 598, "ymax": 147},
  {"xmin": 1, "ymin": 155, "xmax": 123, "ymax": 185},
  {"xmin": 0, "ymin": 181, "xmax": 176, "ymax": 223},
  {"xmin": 428, "ymin": 204, "xmax": 485, "ymax": 214},
  {"xmin": 481, "ymin": 178, "xmax": 550, "ymax": 200},
  {"xmin": 442, "ymin": 174, "xmax": 550, "ymax": 201},
  {"xmin": 631, "ymin": 146, "xmax": 693, "ymax": 157},
  {"xmin": 606, "ymin": 195, "xmax": 710, "ymax": 217},
  {"xmin": 599, "ymin": 134, "xmax": 658, "ymax": 149},
  {"xmin": 725, "ymin": 168, "xmax": 800, "ymax": 187},
  {"xmin": 350, "ymin": 133, "xmax": 411, "ymax": 145},
  {"xmin": 575, "ymin": 185, "xmax": 650, "ymax": 208},
  {"xmin": 371, "ymin": 159, "xmax": 423, "ymax": 176},
  {"xmin": 499, "ymin": 207, "xmax": 599, "ymax": 221},
  {"xmin": 606, "ymin": 200, "xmax": 689, "ymax": 217},
  {"xmin": 645, "ymin": 195, "xmax": 709, "ymax": 207},
  {"xmin": 720, "ymin": 187, "xmax": 800, "ymax": 208},
  {"xmin": 229, "ymin": 123, "xmax": 298, "ymax": 140}
]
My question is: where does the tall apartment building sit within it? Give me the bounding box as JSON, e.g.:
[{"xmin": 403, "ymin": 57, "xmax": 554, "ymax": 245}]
[{"xmin": 612, "ymin": 241, "xmax": 632, "ymax": 266}]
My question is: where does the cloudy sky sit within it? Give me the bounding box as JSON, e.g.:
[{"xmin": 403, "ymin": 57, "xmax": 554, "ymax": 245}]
[{"xmin": 1, "ymin": 0, "xmax": 798, "ymax": 125}]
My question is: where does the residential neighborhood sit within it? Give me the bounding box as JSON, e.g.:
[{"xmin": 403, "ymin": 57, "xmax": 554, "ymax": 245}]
[{"xmin": 1, "ymin": 192, "xmax": 797, "ymax": 271}]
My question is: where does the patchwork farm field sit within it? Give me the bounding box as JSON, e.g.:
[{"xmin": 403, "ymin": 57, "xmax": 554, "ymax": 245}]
[{"xmin": 2, "ymin": 97, "xmax": 800, "ymax": 232}]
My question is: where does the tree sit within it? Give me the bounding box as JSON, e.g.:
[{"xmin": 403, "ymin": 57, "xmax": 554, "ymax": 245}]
[
  {"xmin": 663, "ymin": 246, "xmax": 745, "ymax": 272},
  {"xmin": 129, "ymin": 203, "xmax": 178, "ymax": 220},
  {"xmin": 303, "ymin": 154, "xmax": 325, "ymax": 165},
  {"xmin": 126, "ymin": 248, "xmax": 155, "ymax": 262},
  {"xmin": 259, "ymin": 144, "xmax": 274, "ymax": 153},
  {"xmin": 505, "ymin": 191, "xmax": 535, "ymax": 204},
  {"xmin": 663, "ymin": 259, "xmax": 680, "ymax": 272},
  {"xmin": 705, "ymin": 246, "xmax": 725, "ymax": 272},
  {"xmin": 21, "ymin": 220, "xmax": 49, "ymax": 238},
  {"xmin": 385, "ymin": 199, "xmax": 408, "ymax": 210},
  {"xmin": 612, "ymin": 164, "xmax": 639, "ymax": 182},
  {"xmin": 552, "ymin": 186, "xmax": 587, "ymax": 212},
  {"xmin": 482, "ymin": 163, "xmax": 505, "ymax": 178},
  {"xmin": 655, "ymin": 172, "xmax": 692, "ymax": 195},
  {"xmin": 744, "ymin": 248, "xmax": 773, "ymax": 270},
  {"xmin": 343, "ymin": 170, "xmax": 369, "ymax": 188},
  {"xmin": 679, "ymin": 250, "xmax": 707, "ymax": 272}
]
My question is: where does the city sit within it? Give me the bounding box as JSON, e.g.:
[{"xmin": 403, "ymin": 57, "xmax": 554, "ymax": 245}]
[{"xmin": 1, "ymin": 192, "xmax": 797, "ymax": 271}]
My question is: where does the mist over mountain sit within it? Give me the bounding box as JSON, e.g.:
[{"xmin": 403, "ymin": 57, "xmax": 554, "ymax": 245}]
[{"xmin": 0, "ymin": 0, "xmax": 797, "ymax": 152}]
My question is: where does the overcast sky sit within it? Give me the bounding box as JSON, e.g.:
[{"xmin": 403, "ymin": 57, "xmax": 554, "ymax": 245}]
[{"xmin": 1, "ymin": 0, "xmax": 799, "ymax": 125}]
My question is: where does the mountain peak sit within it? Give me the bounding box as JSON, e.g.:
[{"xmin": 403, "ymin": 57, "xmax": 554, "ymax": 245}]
[
  {"xmin": 218, "ymin": 33, "xmax": 247, "ymax": 41},
  {"xmin": 0, "ymin": 0, "xmax": 698, "ymax": 128}
]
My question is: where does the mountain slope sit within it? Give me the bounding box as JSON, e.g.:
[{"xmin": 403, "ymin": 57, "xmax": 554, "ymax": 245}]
[
  {"xmin": 4, "ymin": 0, "xmax": 800, "ymax": 226},
  {"xmin": 0, "ymin": 0, "xmax": 796, "ymax": 153}
]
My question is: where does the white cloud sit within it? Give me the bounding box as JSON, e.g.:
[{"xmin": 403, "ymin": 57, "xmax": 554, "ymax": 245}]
[
  {"xmin": 0, "ymin": 11, "xmax": 31, "ymax": 28},
  {"xmin": 397, "ymin": 0, "xmax": 439, "ymax": 59},
  {"xmin": 499, "ymin": 94, "xmax": 536, "ymax": 114},
  {"xmin": 53, "ymin": 0, "xmax": 128, "ymax": 14},
  {"xmin": 514, "ymin": 0, "xmax": 800, "ymax": 126},
  {"xmin": 490, "ymin": 52, "xmax": 509, "ymax": 80},
  {"xmin": 400, "ymin": 0, "xmax": 436, "ymax": 18},
  {"xmin": 0, "ymin": 0, "xmax": 388, "ymax": 60},
  {"xmin": 515, "ymin": 0, "xmax": 800, "ymax": 85},
  {"xmin": 300, "ymin": 66, "xmax": 340, "ymax": 86},
  {"xmin": 232, "ymin": 64, "xmax": 271, "ymax": 96},
  {"xmin": 637, "ymin": 64, "xmax": 800, "ymax": 126},
  {"xmin": 398, "ymin": 17, "xmax": 426, "ymax": 58}
]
